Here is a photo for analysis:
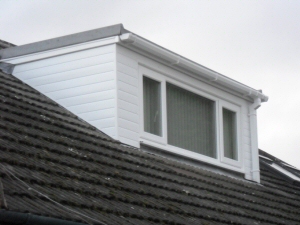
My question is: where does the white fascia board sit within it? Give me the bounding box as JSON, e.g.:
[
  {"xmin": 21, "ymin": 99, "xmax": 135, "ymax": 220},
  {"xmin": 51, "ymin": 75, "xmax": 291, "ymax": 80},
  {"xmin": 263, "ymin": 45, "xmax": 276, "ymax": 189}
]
[
  {"xmin": 0, "ymin": 36, "xmax": 119, "ymax": 65},
  {"xmin": 119, "ymin": 33, "xmax": 269, "ymax": 103}
]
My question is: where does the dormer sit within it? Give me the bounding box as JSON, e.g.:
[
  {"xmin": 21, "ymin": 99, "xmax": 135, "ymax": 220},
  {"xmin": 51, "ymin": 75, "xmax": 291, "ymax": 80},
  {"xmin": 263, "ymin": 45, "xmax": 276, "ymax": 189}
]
[{"xmin": 0, "ymin": 24, "xmax": 268, "ymax": 183}]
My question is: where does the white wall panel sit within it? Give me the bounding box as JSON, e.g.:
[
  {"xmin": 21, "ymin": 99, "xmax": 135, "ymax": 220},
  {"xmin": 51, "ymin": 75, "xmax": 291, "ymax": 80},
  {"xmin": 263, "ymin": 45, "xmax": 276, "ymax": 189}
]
[
  {"xmin": 15, "ymin": 53, "xmax": 114, "ymax": 80},
  {"xmin": 119, "ymin": 137, "xmax": 139, "ymax": 148},
  {"xmin": 119, "ymin": 127, "xmax": 139, "ymax": 142},
  {"xmin": 78, "ymin": 108, "xmax": 115, "ymax": 122},
  {"xmin": 13, "ymin": 44, "xmax": 118, "ymax": 139},
  {"xmin": 57, "ymin": 90, "xmax": 115, "ymax": 107},
  {"xmin": 118, "ymin": 81, "xmax": 138, "ymax": 96},
  {"xmin": 118, "ymin": 99, "xmax": 138, "ymax": 114},
  {"xmin": 44, "ymin": 80, "xmax": 115, "ymax": 100},
  {"xmin": 118, "ymin": 71, "xmax": 138, "ymax": 87},
  {"xmin": 100, "ymin": 127, "xmax": 116, "ymax": 138},
  {"xmin": 36, "ymin": 72, "xmax": 114, "ymax": 93},
  {"xmin": 14, "ymin": 45, "xmax": 114, "ymax": 73},
  {"xmin": 118, "ymin": 90, "xmax": 138, "ymax": 105},
  {"xmin": 116, "ymin": 46, "xmax": 139, "ymax": 147},
  {"xmin": 68, "ymin": 99, "xmax": 115, "ymax": 114},
  {"xmin": 118, "ymin": 109, "xmax": 139, "ymax": 124},
  {"xmin": 89, "ymin": 118, "xmax": 115, "ymax": 129},
  {"xmin": 27, "ymin": 63, "xmax": 114, "ymax": 86},
  {"xmin": 118, "ymin": 118, "xmax": 139, "ymax": 132}
]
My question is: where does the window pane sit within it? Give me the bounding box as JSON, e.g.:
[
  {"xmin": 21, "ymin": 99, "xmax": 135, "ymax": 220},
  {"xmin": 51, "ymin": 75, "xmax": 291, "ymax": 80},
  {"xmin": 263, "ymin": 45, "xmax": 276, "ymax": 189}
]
[
  {"xmin": 167, "ymin": 83, "xmax": 216, "ymax": 158},
  {"xmin": 223, "ymin": 108, "xmax": 237, "ymax": 160},
  {"xmin": 143, "ymin": 77, "xmax": 162, "ymax": 136}
]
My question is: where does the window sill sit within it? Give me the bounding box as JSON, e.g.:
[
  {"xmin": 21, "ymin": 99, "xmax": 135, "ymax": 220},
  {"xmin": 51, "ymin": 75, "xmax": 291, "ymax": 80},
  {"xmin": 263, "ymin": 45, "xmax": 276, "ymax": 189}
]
[{"xmin": 140, "ymin": 138, "xmax": 245, "ymax": 174}]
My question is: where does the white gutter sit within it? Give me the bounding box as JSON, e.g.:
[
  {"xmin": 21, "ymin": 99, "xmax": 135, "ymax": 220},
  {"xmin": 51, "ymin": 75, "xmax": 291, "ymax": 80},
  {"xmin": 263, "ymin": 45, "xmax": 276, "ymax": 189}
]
[
  {"xmin": 120, "ymin": 33, "xmax": 268, "ymax": 103},
  {"xmin": 249, "ymin": 97, "xmax": 261, "ymax": 183}
]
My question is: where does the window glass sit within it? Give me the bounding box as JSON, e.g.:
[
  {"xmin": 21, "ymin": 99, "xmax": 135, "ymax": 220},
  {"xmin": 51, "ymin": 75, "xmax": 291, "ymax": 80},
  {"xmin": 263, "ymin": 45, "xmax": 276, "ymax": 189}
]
[
  {"xmin": 223, "ymin": 108, "xmax": 237, "ymax": 160},
  {"xmin": 167, "ymin": 83, "xmax": 216, "ymax": 158},
  {"xmin": 143, "ymin": 77, "xmax": 162, "ymax": 136}
]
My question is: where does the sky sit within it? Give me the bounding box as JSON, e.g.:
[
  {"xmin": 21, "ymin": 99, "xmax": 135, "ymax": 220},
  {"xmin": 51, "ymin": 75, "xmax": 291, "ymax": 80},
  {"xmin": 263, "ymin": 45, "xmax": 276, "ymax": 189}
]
[{"xmin": 0, "ymin": 0, "xmax": 299, "ymax": 168}]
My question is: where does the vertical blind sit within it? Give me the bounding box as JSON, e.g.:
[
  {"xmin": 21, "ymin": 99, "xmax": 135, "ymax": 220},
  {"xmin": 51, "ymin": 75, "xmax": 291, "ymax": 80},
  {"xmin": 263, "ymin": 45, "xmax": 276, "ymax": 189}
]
[
  {"xmin": 223, "ymin": 108, "xmax": 237, "ymax": 160},
  {"xmin": 143, "ymin": 77, "xmax": 162, "ymax": 136},
  {"xmin": 166, "ymin": 83, "xmax": 216, "ymax": 158}
]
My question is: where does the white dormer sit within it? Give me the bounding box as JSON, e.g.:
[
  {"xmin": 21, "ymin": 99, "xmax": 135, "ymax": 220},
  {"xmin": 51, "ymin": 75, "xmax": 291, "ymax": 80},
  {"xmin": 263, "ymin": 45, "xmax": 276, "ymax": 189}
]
[{"xmin": 0, "ymin": 24, "xmax": 268, "ymax": 183}]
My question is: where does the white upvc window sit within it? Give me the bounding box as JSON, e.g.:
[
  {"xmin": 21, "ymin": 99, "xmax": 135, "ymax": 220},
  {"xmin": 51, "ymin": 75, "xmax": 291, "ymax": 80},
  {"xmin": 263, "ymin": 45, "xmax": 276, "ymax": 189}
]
[
  {"xmin": 140, "ymin": 66, "xmax": 242, "ymax": 169},
  {"xmin": 219, "ymin": 101, "xmax": 242, "ymax": 167}
]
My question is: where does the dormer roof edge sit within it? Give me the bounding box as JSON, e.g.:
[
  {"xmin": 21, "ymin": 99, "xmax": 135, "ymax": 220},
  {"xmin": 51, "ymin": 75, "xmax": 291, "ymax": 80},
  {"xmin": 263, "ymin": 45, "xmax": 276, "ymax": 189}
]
[{"xmin": 0, "ymin": 24, "xmax": 127, "ymax": 60}]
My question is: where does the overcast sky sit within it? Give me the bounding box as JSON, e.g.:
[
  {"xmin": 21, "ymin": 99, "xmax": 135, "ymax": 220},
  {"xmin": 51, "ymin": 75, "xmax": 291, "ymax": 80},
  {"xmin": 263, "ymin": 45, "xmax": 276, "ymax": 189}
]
[{"xmin": 1, "ymin": 0, "xmax": 299, "ymax": 168}]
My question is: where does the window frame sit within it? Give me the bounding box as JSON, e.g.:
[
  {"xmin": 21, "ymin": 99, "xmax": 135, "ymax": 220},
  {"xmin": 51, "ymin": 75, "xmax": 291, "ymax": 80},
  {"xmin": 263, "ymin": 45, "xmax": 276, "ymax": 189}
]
[
  {"xmin": 139, "ymin": 67, "xmax": 167, "ymax": 145},
  {"xmin": 219, "ymin": 101, "xmax": 242, "ymax": 167},
  {"xmin": 139, "ymin": 66, "xmax": 243, "ymax": 169}
]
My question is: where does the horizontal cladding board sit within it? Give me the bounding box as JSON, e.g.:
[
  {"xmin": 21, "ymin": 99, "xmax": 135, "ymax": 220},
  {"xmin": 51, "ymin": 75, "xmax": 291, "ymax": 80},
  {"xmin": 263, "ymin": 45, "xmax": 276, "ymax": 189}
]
[
  {"xmin": 119, "ymin": 127, "xmax": 139, "ymax": 142},
  {"xmin": 46, "ymin": 80, "xmax": 115, "ymax": 100},
  {"xmin": 27, "ymin": 63, "xmax": 114, "ymax": 86},
  {"xmin": 67, "ymin": 98, "xmax": 115, "ymax": 114},
  {"xmin": 243, "ymin": 136, "xmax": 251, "ymax": 146},
  {"xmin": 244, "ymin": 152, "xmax": 252, "ymax": 160},
  {"xmin": 118, "ymin": 118, "xmax": 139, "ymax": 132},
  {"xmin": 100, "ymin": 127, "xmax": 116, "ymax": 138},
  {"xmin": 118, "ymin": 99, "xmax": 138, "ymax": 114},
  {"xmin": 119, "ymin": 137, "xmax": 139, "ymax": 148},
  {"xmin": 57, "ymin": 90, "xmax": 116, "ymax": 107},
  {"xmin": 118, "ymin": 80, "xmax": 138, "ymax": 96},
  {"xmin": 14, "ymin": 45, "xmax": 114, "ymax": 73},
  {"xmin": 117, "ymin": 62, "xmax": 138, "ymax": 78},
  {"xmin": 245, "ymin": 174, "xmax": 251, "ymax": 180},
  {"xmin": 88, "ymin": 117, "xmax": 115, "ymax": 129},
  {"xmin": 118, "ymin": 71, "xmax": 138, "ymax": 87},
  {"xmin": 243, "ymin": 120, "xmax": 250, "ymax": 130},
  {"xmin": 243, "ymin": 128, "xmax": 250, "ymax": 137},
  {"xmin": 118, "ymin": 90, "xmax": 138, "ymax": 106},
  {"xmin": 242, "ymin": 111, "xmax": 248, "ymax": 117},
  {"xmin": 15, "ymin": 53, "xmax": 114, "ymax": 80},
  {"xmin": 245, "ymin": 159, "xmax": 252, "ymax": 167},
  {"xmin": 38, "ymin": 72, "xmax": 114, "ymax": 93},
  {"xmin": 117, "ymin": 52, "xmax": 138, "ymax": 69},
  {"xmin": 118, "ymin": 109, "xmax": 139, "ymax": 124},
  {"xmin": 78, "ymin": 108, "xmax": 115, "ymax": 121}
]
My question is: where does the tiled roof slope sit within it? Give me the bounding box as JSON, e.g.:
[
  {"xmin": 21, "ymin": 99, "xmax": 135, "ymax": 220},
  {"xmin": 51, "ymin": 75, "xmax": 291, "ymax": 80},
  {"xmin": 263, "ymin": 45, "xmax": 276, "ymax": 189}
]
[
  {"xmin": 0, "ymin": 71, "xmax": 300, "ymax": 225},
  {"xmin": 260, "ymin": 150, "xmax": 300, "ymax": 182}
]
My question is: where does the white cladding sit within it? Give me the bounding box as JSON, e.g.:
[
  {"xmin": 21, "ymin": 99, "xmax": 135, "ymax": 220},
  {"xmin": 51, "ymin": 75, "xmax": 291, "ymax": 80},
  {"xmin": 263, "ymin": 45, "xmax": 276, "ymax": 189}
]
[
  {"xmin": 13, "ymin": 44, "xmax": 118, "ymax": 139},
  {"xmin": 11, "ymin": 43, "xmax": 255, "ymax": 181},
  {"xmin": 116, "ymin": 49, "xmax": 139, "ymax": 147}
]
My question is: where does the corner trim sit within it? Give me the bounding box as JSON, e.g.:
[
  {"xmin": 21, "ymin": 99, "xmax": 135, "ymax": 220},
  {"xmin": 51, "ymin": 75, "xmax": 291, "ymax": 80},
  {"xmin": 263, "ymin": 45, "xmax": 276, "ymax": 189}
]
[{"xmin": 0, "ymin": 62, "xmax": 14, "ymax": 74}]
